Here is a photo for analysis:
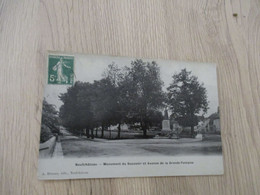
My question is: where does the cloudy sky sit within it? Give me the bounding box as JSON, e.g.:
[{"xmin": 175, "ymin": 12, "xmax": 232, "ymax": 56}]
[{"xmin": 44, "ymin": 54, "xmax": 219, "ymax": 117}]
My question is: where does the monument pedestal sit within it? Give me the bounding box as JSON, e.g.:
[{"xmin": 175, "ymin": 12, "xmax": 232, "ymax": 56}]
[
  {"xmin": 161, "ymin": 119, "xmax": 172, "ymax": 135},
  {"xmin": 160, "ymin": 109, "xmax": 172, "ymax": 136}
]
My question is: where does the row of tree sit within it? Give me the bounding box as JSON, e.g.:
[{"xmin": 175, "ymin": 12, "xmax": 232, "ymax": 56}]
[{"xmin": 56, "ymin": 59, "xmax": 209, "ymax": 139}]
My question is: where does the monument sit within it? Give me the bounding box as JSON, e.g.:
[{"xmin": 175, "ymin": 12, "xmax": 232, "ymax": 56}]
[{"xmin": 161, "ymin": 109, "xmax": 171, "ymax": 132}]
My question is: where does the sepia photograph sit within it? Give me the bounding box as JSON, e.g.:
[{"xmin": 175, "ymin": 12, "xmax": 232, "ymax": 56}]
[{"xmin": 38, "ymin": 53, "xmax": 223, "ymax": 179}]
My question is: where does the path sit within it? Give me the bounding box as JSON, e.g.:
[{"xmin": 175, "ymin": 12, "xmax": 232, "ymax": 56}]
[{"xmin": 52, "ymin": 141, "xmax": 63, "ymax": 158}]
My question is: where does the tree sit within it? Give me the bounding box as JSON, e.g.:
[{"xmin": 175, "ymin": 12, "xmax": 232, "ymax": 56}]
[
  {"xmin": 92, "ymin": 78, "xmax": 118, "ymax": 138},
  {"xmin": 121, "ymin": 59, "xmax": 165, "ymax": 136},
  {"xmin": 59, "ymin": 75, "xmax": 124, "ymax": 139},
  {"xmin": 76, "ymin": 82, "xmax": 96, "ymax": 138},
  {"xmin": 102, "ymin": 63, "xmax": 126, "ymax": 138},
  {"xmin": 59, "ymin": 81, "xmax": 95, "ymax": 137},
  {"xmin": 146, "ymin": 110, "xmax": 163, "ymax": 129},
  {"xmin": 167, "ymin": 69, "xmax": 209, "ymax": 134},
  {"xmin": 40, "ymin": 99, "xmax": 59, "ymax": 142}
]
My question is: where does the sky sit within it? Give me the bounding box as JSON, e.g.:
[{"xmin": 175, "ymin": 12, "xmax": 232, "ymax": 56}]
[{"xmin": 44, "ymin": 54, "xmax": 219, "ymax": 117}]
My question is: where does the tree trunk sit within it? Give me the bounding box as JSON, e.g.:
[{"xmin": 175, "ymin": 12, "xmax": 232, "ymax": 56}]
[
  {"xmin": 91, "ymin": 129, "xmax": 94, "ymax": 139},
  {"xmin": 143, "ymin": 128, "xmax": 147, "ymax": 137},
  {"xmin": 95, "ymin": 128, "xmax": 98, "ymax": 137},
  {"xmin": 117, "ymin": 123, "xmax": 121, "ymax": 138},
  {"xmin": 143, "ymin": 122, "xmax": 147, "ymax": 137},
  {"xmin": 86, "ymin": 129, "xmax": 90, "ymax": 138},
  {"xmin": 191, "ymin": 125, "xmax": 194, "ymax": 135},
  {"xmin": 101, "ymin": 124, "xmax": 104, "ymax": 138}
]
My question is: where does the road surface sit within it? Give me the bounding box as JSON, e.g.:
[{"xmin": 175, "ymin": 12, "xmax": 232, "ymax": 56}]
[{"xmin": 59, "ymin": 134, "xmax": 222, "ymax": 158}]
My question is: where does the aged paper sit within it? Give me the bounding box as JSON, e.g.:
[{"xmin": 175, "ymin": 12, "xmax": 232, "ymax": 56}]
[{"xmin": 38, "ymin": 52, "xmax": 223, "ymax": 180}]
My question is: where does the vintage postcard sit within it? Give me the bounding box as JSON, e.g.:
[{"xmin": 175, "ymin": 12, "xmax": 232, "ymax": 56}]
[{"xmin": 38, "ymin": 52, "xmax": 224, "ymax": 180}]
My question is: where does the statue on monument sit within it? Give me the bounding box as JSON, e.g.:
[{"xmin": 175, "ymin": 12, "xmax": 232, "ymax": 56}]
[{"xmin": 164, "ymin": 109, "xmax": 169, "ymax": 120}]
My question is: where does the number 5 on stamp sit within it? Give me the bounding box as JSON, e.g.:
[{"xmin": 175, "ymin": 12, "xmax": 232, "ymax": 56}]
[{"xmin": 48, "ymin": 55, "xmax": 74, "ymax": 85}]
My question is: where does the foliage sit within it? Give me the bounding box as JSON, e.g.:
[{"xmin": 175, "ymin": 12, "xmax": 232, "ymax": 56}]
[
  {"xmin": 59, "ymin": 78, "xmax": 122, "ymax": 137},
  {"xmin": 59, "ymin": 82, "xmax": 95, "ymax": 135},
  {"xmin": 92, "ymin": 78, "xmax": 119, "ymax": 137},
  {"xmin": 40, "ymin": 99, "xmax": 59, "ymax": 143},
  {"xmin": 58, "ymin": 59, "xmax": 165, "ymax": 138},
  {"xmin": 120, "ymin": 59, "xmax": 165, "ymax": 136},
  {"xmin": 101, "ymin": 63, "xmax": 126, "ymax": 138},
  {"xmin": 167, "ymin": 68, "xmax": 209, "ymax": 133}
]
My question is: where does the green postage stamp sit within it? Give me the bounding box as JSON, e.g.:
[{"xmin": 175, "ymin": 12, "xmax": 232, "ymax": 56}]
[{"xmin": 48, "ymin": 54, "xmax": 74, "ymax": 85}]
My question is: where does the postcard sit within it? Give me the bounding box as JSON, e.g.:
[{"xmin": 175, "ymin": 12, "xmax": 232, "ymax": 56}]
[{"xmin": 38, "ymin": 52, "xmax": 223, "ymax": 180}]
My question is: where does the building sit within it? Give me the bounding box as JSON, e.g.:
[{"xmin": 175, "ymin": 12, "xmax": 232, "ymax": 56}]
[{"xmin": 203, "ymin": 111, "xmax": 220, "ymax": 133}]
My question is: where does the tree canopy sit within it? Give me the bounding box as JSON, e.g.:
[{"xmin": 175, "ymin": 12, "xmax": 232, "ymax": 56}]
[
  {"xmin": 167, "ymin": 68, "xmax": 209, "ymax": 133},
  {"xmin": 58, "ymin": 59, "xmax": 165, "ymax": 138},
  {"xmin": 119, "ymin": 60, "xmax": 165, "ymax": 136},
  {"xmin": 59, "ymin": 82, "xmax": 95, "ymax": 135},
  {"xmin": 40, "ymin": 99, "xmax": 59, "ymax": 142},
  {"xmin": 58, "ymin": 63, "xmax": 209, "ymax": 138}
]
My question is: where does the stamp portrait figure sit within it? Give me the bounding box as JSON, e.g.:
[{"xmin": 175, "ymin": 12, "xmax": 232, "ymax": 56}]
[{"xmin": 52, "ymin": 57, "xmax": 71, "ymax": 83}]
